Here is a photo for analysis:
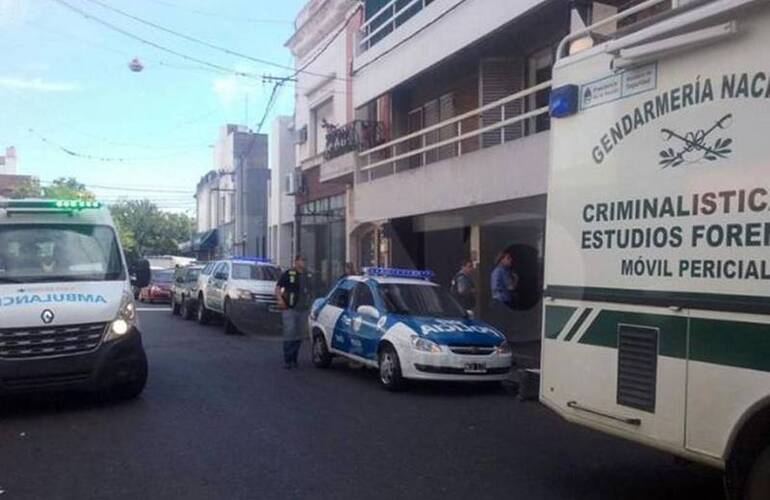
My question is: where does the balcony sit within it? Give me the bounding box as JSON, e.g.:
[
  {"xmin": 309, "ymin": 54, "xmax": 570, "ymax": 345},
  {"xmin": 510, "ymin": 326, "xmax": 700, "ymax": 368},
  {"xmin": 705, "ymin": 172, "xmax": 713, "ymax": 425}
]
[
  {"xmin": 321, "ymin": 120, "xmax": 387, "ymax": 182},
  {"xmin": 358, "ymin": 81, "xmax": 551, "ymax": 183},
  {"xmin": 359, "ymin": 0, "xmax": 435, "ymax": 53}
]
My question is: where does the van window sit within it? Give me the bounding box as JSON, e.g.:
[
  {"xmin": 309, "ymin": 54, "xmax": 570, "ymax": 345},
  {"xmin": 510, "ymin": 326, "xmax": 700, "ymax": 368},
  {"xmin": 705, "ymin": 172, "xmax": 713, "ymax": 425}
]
[{"xmin": 0, "ymin": 224, "xmax": 124, "ymax": 284}]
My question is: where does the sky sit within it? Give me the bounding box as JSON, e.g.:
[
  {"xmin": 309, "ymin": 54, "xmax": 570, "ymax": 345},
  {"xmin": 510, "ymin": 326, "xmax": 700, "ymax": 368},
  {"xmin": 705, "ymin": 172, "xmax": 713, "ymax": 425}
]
[{"xmin": 0, "ymin": 0, "xmax": 306, "ymax": 213}]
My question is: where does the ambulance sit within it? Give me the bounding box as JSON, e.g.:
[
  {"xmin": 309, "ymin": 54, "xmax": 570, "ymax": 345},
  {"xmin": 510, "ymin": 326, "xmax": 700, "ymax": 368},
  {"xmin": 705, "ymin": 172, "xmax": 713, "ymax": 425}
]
[
  {"xmin": 541, "ymin": 0, "xmax": 770, "ymax": 498},
  {"xmin": 0, "ymin": 199, "xmax": 151, "ymax": 399}
]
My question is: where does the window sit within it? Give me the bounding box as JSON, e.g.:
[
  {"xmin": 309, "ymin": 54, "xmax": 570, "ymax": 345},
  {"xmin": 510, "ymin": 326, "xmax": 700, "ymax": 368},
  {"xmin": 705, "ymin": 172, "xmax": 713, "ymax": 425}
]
[
  {"xmin": 327, "ymin": 286, "xmax": 351, "ymax": 309},
  {"xmin": 152, "ymin": 270, "xmax": 174, "ymax": 283},
  {"xmin": 378, "ymin": 283, "xmax": 466, "ymax": 319},
  {"xmin": 311, "ymin": 98, "xmax": 334, "ymax": 155},
  {"xmin": 232, "ymin": 263, "xmax": 280, "ymax": 281},
  {"xmin": 0, "ymin": 224, "xmax": 124, "ymax": 284},
  {"xmin": 185, "ymin": 268, "xmax": 201, "ymax": 282},
  {"xmin": 351, "ymin": 283, "xmax": 375, "ymax": 310},
  {"xmin": 213, "ymin": 262, "xmax": 228, "ymax": 278},
  {"xmin": 201, "ymin": 262, "xmax": 215, "ymax": 275}
]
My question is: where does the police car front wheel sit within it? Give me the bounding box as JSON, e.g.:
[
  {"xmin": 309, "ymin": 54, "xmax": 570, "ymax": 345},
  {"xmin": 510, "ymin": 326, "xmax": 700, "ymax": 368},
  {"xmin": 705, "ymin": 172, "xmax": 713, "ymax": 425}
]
[
  {"xmin": 378, "ymin": 345, "xmax": 405, "ymax": 391},
  {"xmin": 311, "ymin": 332, "xmax": 332, "ymax": 368}
]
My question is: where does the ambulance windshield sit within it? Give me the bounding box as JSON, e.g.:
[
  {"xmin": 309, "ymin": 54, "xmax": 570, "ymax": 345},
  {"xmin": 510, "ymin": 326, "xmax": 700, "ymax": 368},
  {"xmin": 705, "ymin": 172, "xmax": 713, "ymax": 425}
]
[
  {"xmin": 0, "ymin": 224, "xmax": 125, "ymax": 284},
  {"xmin": 379, "ymin": 283, "xmax": 467, "ymax": 319}
]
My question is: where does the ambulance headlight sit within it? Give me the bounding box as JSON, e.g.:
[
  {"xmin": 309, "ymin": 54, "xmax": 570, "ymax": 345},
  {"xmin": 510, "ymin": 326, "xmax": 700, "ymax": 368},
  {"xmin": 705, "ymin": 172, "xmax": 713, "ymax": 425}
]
[
  {"xmin": 411, "ymin": 335, "xmax": 442, "ymax": 353},
  {"xmin": 106, "ymin": 293, "xmax": 137, "ymax": 341}
]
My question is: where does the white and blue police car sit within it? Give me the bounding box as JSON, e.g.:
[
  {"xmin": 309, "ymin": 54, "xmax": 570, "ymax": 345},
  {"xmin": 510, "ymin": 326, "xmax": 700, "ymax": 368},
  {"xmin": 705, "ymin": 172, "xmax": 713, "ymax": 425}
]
[{"xmin": 308, "ymin": 268, "xmax": 512, "ymax": 390}]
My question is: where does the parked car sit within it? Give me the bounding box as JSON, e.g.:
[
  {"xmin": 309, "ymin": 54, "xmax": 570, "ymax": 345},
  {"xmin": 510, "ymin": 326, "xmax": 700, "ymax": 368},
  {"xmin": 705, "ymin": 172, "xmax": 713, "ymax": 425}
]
[
  {"xmin": 196, "ymin": 258, "xmax": 282, "ymax": 335},
  {"xmin": 138, "ymin": 268, "xmax": 174, "ymax": 303},
  {"xmin": 308, "ymin": 267, "xmax": 512, "ymax": 390},
  {"xmin": 171, "ymin": 264, "xmax": 203, "ymax": 319}
]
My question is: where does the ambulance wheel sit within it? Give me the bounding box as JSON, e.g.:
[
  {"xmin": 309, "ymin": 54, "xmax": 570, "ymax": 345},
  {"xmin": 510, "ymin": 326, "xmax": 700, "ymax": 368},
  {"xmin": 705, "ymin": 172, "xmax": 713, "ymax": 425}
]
[
  {"xmin": 197, "ymin": 295, "xmax": 210, "ymax": 325},
  {"xmin": 745, "ymin": 446, "xmax": 770, "ymax": 500},
  {"xmin": 378, "ymin": 345, "xmax": 405, "ymax": 391},
  {"xmin": 223, "ymin": 299, "xmax": 240, "ymax": 335},
  {"xmin": 312, "ymin": 332, "xmax": 332, "ymax": 368}
]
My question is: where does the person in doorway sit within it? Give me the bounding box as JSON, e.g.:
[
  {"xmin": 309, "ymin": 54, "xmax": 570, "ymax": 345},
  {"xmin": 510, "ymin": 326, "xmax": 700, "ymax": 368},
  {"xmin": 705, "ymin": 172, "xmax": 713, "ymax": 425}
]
[
  {"xmin": 450, "ymin": 259, "xmax": 477, "ymax": 311},
  {"xmin": 491, "ymin": 251, "xmax": 519, "ymax": 310},
  {"xmin": 275, "ymin": 255, "xmax": 312, "ymax": 369}
]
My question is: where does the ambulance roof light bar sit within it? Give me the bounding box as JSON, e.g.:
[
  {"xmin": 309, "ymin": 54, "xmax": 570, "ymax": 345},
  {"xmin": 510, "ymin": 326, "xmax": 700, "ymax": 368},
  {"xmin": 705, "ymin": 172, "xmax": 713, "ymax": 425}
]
[
  {"xmin": 0, "ymin": 199, "xmax": 102, "ymax": 214},
  {"xmin": 363, "ymin": 267, "xmax": 435, "ymax": 280}
]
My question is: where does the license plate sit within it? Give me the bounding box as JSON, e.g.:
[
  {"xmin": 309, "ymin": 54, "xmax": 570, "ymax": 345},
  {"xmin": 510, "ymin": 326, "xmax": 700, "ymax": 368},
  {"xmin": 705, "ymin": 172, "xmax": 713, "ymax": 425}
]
[{"xmin": 464, "ymin": 362, "xmax": 487, "ymax": 374}]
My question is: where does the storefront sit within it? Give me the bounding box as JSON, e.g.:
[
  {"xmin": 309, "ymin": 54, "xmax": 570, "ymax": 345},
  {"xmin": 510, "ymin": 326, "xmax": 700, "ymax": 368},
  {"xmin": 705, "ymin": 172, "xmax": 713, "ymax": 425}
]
[
  {"xmin": 357, "ymin": 195, "xmax": 546, "ymax": 342},
  {"xmin": 297, "ymin": 193, "xmax": 346, "ymax": 295}
]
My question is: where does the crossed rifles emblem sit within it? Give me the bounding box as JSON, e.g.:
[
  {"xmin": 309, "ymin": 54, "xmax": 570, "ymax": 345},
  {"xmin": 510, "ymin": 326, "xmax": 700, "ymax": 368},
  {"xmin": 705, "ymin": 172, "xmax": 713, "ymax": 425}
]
[{"xmin": 659, "ymin": 113, "xmax": 734, "ymax": 168}]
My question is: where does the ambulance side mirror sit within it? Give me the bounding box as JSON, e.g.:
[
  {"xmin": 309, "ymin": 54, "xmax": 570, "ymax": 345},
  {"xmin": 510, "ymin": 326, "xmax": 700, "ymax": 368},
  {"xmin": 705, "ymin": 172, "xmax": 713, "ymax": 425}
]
[
  {"xmin": 357, "ymin": 305, "xmax": 380, "ymax": 320},
  {"xmin": 132, "ymin": 260, "xmax": 151, "ymax": 289}
]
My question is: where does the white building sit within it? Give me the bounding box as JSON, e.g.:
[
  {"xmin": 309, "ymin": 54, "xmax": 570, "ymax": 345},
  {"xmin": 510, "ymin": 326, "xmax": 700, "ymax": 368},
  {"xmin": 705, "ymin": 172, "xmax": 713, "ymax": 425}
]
[
  {"xmin": 0, "ymin": 147, "xmax": 17, "ymax": 175},
  {"xmin": 286, "ymin": 0, "xmax": 362, "ymax": 291},
  {"xmin": 268, "ymin": 116, "xmax": 297, "ymax": 269},
  {"xmin": 194, "ymin": 124, "xmax": 269, "ymax": 259},
  {"xmin": 348, "ymin": 0, "xmax": 636, "ymax": 340}
]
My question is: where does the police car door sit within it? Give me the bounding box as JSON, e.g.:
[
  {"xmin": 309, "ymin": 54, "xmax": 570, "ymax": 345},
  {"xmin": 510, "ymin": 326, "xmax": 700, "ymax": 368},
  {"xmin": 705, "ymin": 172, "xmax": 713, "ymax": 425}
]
[
  {"xmin": 322, "ymin": 280, "xmax": 354, "ymax": 353},
  {"xmin": 350, "ymin": 282, "xmax": 381, "ymax": 360},
  {"xmin": 208, "ymin": 262, "xmax": 227, "ymax": 311}
]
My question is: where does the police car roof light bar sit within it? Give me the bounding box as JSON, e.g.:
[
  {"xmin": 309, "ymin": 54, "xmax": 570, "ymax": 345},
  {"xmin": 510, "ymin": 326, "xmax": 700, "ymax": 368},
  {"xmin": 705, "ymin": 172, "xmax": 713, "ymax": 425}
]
[{"xmin": 364, "ymin": 267, "xmax": 435, "ymax": 280}]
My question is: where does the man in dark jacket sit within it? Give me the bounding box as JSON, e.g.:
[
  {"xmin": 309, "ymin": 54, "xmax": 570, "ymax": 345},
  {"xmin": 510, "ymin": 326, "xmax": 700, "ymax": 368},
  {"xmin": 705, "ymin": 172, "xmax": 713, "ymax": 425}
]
[
  {"xmin": 450, "ymin": 259, "xmax": 477, "ymax": 311},
  {"xmin": 275, "ymin": 255, "xmax": 312, "ymax": 369}
]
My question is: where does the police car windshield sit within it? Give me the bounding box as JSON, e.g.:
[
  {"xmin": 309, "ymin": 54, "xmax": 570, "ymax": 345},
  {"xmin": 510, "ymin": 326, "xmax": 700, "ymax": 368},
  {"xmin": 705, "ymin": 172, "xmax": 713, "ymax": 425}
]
[
  {"xmin": 232, "ymin": 263, "xmax": 280, "ymax": 281},
  {"xmin": 378, "ymin": 283, "xmax": 467, "ymax": 319},
  {"xmin": 0, "ymin": 224, "xmax": 125, "ymax": 284}
]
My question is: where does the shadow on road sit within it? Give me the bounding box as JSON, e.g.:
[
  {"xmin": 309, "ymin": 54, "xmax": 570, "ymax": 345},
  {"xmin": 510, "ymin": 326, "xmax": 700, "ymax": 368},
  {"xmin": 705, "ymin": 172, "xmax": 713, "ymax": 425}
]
[{"xmin": 0, "ymin": 391, "xmax": 141, "ymax": 419}]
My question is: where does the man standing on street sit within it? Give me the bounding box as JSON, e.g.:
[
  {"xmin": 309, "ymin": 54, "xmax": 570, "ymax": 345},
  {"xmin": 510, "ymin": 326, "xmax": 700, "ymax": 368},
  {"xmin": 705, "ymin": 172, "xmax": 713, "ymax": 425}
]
[
  {"xmin": 275, "ymin": 255, "xmax": 312, "ymax": 369},
  {"xmin": 450, "ymin": 259, "xmax": 477, "ymax": 311}
]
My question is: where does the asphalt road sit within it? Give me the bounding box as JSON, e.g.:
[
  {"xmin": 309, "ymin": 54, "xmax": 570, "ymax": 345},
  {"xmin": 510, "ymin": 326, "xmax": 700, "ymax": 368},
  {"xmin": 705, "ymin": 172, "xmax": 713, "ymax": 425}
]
[{"xmin": 0, "ymin": 305, "xmax": 725, "ymax": 500}]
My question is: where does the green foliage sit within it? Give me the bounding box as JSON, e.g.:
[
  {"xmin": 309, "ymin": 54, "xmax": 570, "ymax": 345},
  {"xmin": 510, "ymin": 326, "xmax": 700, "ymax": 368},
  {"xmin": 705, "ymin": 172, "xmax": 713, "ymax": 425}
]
[
  {"xmin": 109, "ymin": 200, "xmax": 193, "ymax": 266},
  {"xmin": 8, "ymin": 177, "xmax": 95, "ymax": 200}
]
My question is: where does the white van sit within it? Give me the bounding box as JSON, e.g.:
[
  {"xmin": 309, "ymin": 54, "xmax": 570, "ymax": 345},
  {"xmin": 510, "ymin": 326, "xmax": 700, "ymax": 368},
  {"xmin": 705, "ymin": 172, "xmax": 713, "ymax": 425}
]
[
  {"xmin": 541, "ymin": 1, "xmax": 770, "ymax": 498},
  {"xmin": 0, "ymin": 199, "xmax": 151, "ymax": 399}
]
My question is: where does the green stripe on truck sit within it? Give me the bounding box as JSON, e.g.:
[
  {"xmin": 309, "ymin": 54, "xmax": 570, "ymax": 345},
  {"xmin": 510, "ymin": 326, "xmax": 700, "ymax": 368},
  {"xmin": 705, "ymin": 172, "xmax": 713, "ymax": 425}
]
[
  {"xmin": 690, "ymin": 318, "xmax": 770, "ymax": 373},
  {"xmin": 545, "ymin": 305, "xmax": 577, "ymax": 339},
  {"xmin": 574, "ymin": 310, "xmax": 770, "ymax": 372},
  {"xmin": 578, "ymin": 311, "xmax": 688, "ymax": 359}
]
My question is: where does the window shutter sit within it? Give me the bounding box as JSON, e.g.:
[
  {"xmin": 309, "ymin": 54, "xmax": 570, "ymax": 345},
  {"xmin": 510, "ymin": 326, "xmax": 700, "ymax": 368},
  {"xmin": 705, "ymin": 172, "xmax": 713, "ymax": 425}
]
[{"xmin": 480, "ymin": 58, "xmax": 524, "ymax": 148}]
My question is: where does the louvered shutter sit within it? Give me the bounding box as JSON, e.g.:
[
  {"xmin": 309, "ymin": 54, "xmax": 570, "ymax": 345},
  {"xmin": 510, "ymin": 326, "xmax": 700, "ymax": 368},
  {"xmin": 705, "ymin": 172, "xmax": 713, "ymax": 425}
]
[{"xmin": 480, "ymin": 58, "xmax": 524, "ymax": 148}]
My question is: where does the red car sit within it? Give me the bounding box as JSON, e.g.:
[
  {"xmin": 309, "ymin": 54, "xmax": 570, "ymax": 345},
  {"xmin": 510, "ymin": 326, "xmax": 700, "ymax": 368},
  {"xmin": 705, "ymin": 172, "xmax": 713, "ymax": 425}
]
[{"xmin": 139, "ymin": 269, "xmax": 174, "ymax": 303}]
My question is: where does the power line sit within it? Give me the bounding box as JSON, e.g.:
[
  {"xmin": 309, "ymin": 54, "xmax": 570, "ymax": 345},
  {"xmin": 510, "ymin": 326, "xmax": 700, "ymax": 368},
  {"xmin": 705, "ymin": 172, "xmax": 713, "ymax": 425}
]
[
  {"xmin": 77, "ymin": 0, "xmax": 348, "ymax": 82},
  {"xmin": 143, "ymin": 0, "xmax": 293, "ymax": 26},
  {"xmin": 48, "ymin": 0, "xmax": 268, "ymax": 82}
]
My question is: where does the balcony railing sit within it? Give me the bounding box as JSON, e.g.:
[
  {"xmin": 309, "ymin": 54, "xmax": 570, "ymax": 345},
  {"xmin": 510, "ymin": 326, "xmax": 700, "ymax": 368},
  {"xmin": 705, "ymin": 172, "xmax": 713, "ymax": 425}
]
[
  {"xmin": 358, "ymin": 81, "xmax": 551, "ymax": 182},
  {"xmin": 324, "ymin": 120, "xmax": 388, "ymax": 161},
  {"xmin": 359, "ymin": 0, "xmax": 431, "ymax": 52}
]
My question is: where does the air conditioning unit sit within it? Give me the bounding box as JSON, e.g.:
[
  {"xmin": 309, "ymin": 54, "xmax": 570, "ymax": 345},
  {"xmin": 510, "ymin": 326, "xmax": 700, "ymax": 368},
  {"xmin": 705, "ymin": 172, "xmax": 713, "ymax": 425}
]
[{"xmin": 285, "ymin": 171, "xmax": 305, "ymax": 195}]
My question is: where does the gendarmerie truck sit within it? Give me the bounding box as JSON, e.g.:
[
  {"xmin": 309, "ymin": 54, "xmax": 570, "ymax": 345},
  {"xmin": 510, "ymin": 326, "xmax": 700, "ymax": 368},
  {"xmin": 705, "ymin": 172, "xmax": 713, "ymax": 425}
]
[
  {"xmin": 541, "ymin": 0, "xmax": 770, "ymax": 498},
  {"xmin": 0, "ymin": 199, "xmax": 151, "ymax": 399}
]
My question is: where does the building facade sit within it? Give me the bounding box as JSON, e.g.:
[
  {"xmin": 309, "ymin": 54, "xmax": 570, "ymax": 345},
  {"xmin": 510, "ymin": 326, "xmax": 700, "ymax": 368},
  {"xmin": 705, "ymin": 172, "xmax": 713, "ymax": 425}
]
[
  {"xmin": 0, "ymin": 147, "xmax": 33, "ymax": 199},
  {"xmin": 286, "ymin": 0, "xmax": 363, "ymax": 292},
  {"xmin": 193, "ymin": 125, "xmax": 269, "ymax": 260},
  {"xmin": 267, "ymin": 116, "xmax": 297, "ymax": 269}
]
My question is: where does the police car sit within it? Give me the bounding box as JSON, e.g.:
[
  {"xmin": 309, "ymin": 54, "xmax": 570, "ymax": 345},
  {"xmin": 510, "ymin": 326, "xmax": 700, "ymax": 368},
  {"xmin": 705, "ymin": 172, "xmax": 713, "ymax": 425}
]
[
  {"xmin": 0, "ymin": 199, "xmax": 150, "ymax": 398},
  {"xmin": 309, "ymin": 268, "xmax": 512, "ymax": 390}
]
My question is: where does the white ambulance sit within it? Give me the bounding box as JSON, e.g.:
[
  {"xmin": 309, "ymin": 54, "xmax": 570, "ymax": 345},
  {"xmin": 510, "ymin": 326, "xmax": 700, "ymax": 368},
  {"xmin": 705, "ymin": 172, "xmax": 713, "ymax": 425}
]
[
  {"xmin": 541, "ymin": 0, "xmax": 770, "ymax": 498},
  {"xmin": 0, "ymin": 199, "xmax": 151, "ymax": 399}
]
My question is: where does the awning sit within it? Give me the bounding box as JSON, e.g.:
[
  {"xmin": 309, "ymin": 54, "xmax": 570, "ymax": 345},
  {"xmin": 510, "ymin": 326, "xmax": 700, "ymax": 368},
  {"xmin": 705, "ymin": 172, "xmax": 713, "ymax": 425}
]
[{"xmin": 192, "ymin": 229, "xmax": 218, "ymax": 251}]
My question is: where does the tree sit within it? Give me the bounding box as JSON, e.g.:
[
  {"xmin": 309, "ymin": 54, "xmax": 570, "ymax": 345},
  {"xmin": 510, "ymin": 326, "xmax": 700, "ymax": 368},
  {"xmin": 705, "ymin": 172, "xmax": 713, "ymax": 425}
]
[
  {"xmin": 109, "ymin": 200, "xmax": 193, "ymax": 266},
  {"xmin": 8, "ymin": 177, "xmax": 94, "ymax": 200}
]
